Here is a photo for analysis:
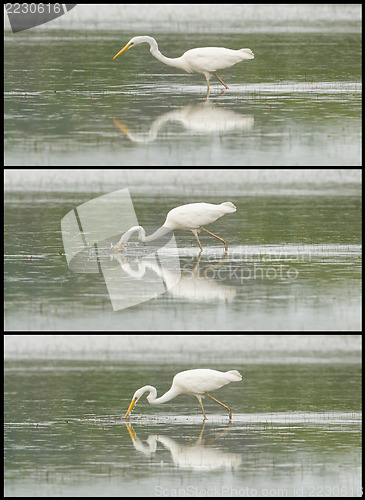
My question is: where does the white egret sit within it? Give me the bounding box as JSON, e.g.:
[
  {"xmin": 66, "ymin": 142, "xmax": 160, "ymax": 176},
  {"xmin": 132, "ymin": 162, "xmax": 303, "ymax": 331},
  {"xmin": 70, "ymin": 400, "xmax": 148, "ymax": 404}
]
[
  {"xmin": 125, "ymin": 368, "xmax": 242, "ymax": 420},
  {"xmin": 112, "ymin": 201, "xmax": 236, "ymax": 252},
  {"xmin": 113, "ymin": 36, "xmax": 254, "ymax": 91}
]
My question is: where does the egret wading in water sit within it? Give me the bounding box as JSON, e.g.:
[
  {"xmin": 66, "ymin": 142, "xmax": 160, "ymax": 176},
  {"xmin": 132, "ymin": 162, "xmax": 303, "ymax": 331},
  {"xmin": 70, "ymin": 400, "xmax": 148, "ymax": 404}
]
[
  {"xmin": 113, "ymin": 36, "xmax": 254, "ymax": 92},
  {"xmin": 124, "ymin": 368, "xmax": 242, "ymax": 420},
  {"xmin": 112, "ymin": 201, "xmax": 237, "ymax": 252}
]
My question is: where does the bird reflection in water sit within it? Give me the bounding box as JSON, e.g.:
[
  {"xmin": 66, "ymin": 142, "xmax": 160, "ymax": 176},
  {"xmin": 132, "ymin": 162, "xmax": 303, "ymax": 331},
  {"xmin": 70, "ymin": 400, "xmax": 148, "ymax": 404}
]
[
  {"xmin": 124, "ymin": 420, "xmax": 242, "ymax": 470},
  {"xmin": 113, "ymin": 102, "xmax": 254, "ymax": 143}
]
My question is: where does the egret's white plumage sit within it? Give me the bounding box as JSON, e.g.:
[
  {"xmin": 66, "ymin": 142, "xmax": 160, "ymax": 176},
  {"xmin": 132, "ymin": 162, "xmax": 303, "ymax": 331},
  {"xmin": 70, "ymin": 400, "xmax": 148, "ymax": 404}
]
[
  {"xmin": 112, "ymin": 201, "xmax": 237, "ymax": 252},
  {"xmin": 124, "ymin": 368, "xmax": 243, "ymax": 420},
  {"xmin": 113, "ymin": 36, "xmax": 254, "ymax": 91},
  {"xmin": 165, "ymin": 201, "xmax": 236, "ymax": 230}
]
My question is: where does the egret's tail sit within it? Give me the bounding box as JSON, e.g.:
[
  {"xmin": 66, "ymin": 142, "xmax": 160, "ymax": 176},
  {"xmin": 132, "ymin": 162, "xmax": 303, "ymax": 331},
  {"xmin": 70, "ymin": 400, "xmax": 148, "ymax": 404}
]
[
  {"xmin": 226, "ymin": 370, "xmax": 242, "ymax": 381},
  {"xmin": 239, "ymin": 48, "xmax": 254, "ymax": 59},
  {"xmin": 220, "ymin": 202, "xmax": 237, "ymax": 213}
]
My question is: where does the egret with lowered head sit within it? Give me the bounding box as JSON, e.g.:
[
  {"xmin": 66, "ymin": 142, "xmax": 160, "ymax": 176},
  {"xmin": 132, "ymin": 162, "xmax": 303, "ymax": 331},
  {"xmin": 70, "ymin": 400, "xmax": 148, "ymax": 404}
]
[
  {"xmin": 124, "ymin": 368, "xmax": 242, "ymax": 420},
  {"xmin": 113, "ymin": 36, "xmax": 254, "ymax": 92},
  {"xmin": 112, "ymin": 201, "xmax": 236, "ymax": 252}
]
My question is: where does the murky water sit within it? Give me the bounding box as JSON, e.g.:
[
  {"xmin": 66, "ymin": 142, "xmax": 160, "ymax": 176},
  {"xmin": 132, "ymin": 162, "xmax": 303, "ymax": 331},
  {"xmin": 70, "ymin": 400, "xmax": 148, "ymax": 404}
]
[
  {"xmin": 4, "ymin": 349, "xmax": 362, "ymax": 497},
  {"xmin": 4, "ymin": 5, "xmax": 361, "ymax": 166}
]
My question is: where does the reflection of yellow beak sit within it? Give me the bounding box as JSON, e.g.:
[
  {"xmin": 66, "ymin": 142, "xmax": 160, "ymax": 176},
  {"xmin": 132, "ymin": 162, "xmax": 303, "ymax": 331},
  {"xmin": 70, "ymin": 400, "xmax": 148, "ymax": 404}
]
[
  {"xmin": 125, "ymin": 397, "xmax": 137, "ymax": 418},
  {"xmin": 113, "ymin": 42, "xmax": 133, "ymax": 60},
  {"xmin": 113, "ymin": 118, "xmax": 129, "ymax": 134},
  {"xmin": 125, "ymin": 422, "xmax": 136, "ymax": 439}
]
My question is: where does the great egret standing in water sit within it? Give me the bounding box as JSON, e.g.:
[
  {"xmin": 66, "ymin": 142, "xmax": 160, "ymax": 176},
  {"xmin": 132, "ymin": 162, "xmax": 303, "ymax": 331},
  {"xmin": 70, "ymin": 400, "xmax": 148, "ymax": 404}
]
[
  {"xmin": 124, "ymin": 368, "xmax": 242, "ymax": 420},
  {"xmin": 112, "ymin": 201, "xmax": 236, "ymax": 252},
  {"xmin": 113, "ymin": 36, "xmax": 254, "ymax": 91}
]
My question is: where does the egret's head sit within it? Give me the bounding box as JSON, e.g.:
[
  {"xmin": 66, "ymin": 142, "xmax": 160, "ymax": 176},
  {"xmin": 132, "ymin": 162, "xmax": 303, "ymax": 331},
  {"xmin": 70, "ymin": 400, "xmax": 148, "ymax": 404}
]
[
  {"xmin": 124, "ymin": 387, "xmax": 148, "ymax": 418},
  {"xmin": 113, "ymin": 36, "xmax": 155, "ymax": 60},
  {"xmin": 124, "ymin": 386, "xmax": 156, "ymax": 418},
  {"xmin": 113, "ymin": 39, "xmax": 134, "ymax": 60}
]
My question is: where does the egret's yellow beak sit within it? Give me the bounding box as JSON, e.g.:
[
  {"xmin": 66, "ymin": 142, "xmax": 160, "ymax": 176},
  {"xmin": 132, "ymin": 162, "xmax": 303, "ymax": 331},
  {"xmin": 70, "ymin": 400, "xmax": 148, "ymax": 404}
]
[
  {"xmin": 113, "ymin": 42, "xmax": 133, "ymax": 60},
  {"xmin": 125, "ymin": 397, "xmax": 137, "ymax": 418}
]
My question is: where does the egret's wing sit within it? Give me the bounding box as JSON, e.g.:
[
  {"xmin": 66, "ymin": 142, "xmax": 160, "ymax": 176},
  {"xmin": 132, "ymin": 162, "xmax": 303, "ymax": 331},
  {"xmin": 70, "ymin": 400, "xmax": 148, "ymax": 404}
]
[
  {"xmin": 166, "ymin": 203, "xmax": 232, "ymax": 230},
  {"xmin": 173, "ymin": 369, "xmax": 240, "ymax": 394},
  {"xmin": 183, "ymin": 47, "xmax": 253, "ymax": 73}
]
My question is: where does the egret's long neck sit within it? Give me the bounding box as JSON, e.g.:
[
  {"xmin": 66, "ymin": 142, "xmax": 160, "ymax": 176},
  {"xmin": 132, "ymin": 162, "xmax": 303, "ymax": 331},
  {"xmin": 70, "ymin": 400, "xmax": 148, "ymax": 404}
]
[
  {"xmin": 113, "ymin": 225, "xmax": 171, "ymax": 249},
  {"xmin": 123, "ymin": 226, "xmax": 145, "ymax": 242},
  {"xmin": 143, "ymin": 225, "xmax": 172, "ymax": 242},
  {"xmin": 147, "ymin": 39, "xmax": 186, "ymax": 70},
  {"xmin": 149, "ymin": 386, "xmax": 180, "ymax": 405}
]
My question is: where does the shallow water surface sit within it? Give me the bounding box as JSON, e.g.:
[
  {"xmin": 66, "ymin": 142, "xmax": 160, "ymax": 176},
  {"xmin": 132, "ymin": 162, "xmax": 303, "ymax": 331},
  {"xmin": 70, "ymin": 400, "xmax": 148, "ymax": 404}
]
[
  {"xmin": 4, "ymin": 359, "xmax": 362, "ymax": 497},
  {"xmin": 4, "ymin": 187, "xmax": 361, "ymax": 331},
  {"xmin": 4, "ymin": 20, "xmax": 361, "ymax": 166}
]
